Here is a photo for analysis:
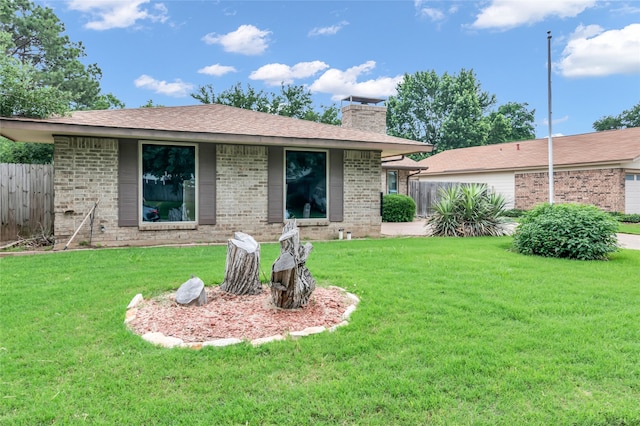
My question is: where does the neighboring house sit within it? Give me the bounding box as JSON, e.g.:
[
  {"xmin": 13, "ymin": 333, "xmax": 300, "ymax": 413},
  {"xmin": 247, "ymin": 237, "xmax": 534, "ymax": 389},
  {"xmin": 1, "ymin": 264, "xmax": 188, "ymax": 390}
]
[
  {"xmin": 0, "ymin": 101, "xmax": 432, "ymax": 248},
  {"xmin": 415, "ymin": 127, "xmax": 640, "ymax": 213},
  {"xmin": 381, "ymin": 156, "xmax": 428, "ymax": 196}
]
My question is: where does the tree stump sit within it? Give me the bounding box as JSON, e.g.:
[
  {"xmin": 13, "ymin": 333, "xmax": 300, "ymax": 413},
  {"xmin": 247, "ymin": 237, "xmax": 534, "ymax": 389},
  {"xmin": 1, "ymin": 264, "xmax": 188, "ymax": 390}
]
[
  {"xmin": 270, "ymin": 221, "xmax": 316, "ymax": 309},
  {"xmin": 220, "ymin": 232, "xmax": 262, "ymax": 295}
]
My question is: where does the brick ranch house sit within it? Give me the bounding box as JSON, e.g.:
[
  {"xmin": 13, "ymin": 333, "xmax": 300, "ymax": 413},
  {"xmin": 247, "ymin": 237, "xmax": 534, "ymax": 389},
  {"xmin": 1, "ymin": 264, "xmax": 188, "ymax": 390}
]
[
  {"xmin": 0, "ymin": 101, "xmax": 432, "ymax": 248},
  {"xmin": 414, "ymin": 127, "xmax": 640, "ymax": 213}
]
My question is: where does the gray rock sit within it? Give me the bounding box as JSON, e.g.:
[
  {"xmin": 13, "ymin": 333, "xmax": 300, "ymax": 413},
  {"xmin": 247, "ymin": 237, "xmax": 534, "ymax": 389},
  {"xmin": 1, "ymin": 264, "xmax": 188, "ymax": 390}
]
[{"xmin": 176, "ymin": 276, "xmax": 206, "ymax": 306}]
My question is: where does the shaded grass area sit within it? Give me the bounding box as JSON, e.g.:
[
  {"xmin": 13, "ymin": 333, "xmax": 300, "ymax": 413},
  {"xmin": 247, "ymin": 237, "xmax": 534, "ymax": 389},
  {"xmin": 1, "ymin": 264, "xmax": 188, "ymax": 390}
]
[{"xmin": 1, "ymin": 238, "xmax": 640, "ymax": 424}]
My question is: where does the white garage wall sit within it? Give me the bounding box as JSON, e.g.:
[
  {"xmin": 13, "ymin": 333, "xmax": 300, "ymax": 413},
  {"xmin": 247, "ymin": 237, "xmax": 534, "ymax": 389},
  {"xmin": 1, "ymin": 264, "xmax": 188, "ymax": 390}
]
[{"xmin": 417, "ymin": 171, "xmax": 516, "ymax": 209}]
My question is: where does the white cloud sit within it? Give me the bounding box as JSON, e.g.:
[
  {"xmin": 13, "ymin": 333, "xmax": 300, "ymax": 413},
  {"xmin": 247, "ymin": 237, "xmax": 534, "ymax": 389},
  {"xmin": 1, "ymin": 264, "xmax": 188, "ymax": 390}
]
[
  {"xmin": 557, "ymin": 24, "xmax": 640, "ymax": 77},
  {"xmin": 66, "ymin": 0, "xmax": 168, "ymax": 31},
  {"xmin": 414, "ymin": 0, "xmax": 458, "ymax": 22},
  {"xmin": 470, "ymin": 0, "xmax": 596, "ymax": 30},
  {"xmin": 308, "ymin": 21, "xmax": 349, "ymax": 36},
  {"xmin": 133, "ymin": 74, "xmax": 194, "ymax": 97},
  {"xmin": 202, "ymin": 25, "xmax": 271, "ymax": 55},
  {"xmin": 249, "ymin": 61, "xmax": 329, "ymax": 86},
  {"xmin": 197, "ymin": 64, "xmax": 237, "ymax": 76},
  {"xmin": 308, "ymin": 61, "xmax": 403, "ymax": 101}
]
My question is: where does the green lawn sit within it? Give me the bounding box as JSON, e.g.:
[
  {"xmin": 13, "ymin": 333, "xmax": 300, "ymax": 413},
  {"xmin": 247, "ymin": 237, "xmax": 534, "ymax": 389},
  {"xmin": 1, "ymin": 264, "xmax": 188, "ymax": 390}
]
[
  {"xmin": 1, "ymin": 237, "xmax": 639, "ymax": 424},
  {"xmin": 619, "ymin": 222, "xmax": 640, "ymax": 235}
]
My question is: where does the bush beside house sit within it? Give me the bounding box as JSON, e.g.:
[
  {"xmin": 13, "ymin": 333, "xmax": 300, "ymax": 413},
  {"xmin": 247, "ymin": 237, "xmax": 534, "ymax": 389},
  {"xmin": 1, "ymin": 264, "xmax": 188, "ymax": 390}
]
[{"xmin": 382, "ymin": 194, "xmax": 416, "ymax": 222}]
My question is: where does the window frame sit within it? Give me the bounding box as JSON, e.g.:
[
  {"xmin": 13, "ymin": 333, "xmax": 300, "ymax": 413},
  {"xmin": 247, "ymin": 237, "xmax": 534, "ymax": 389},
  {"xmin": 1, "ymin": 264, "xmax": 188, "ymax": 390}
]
[
  {"xmin": 284, "ymin": 148, "xmax": 329, "ymax": 222},
  {"xmin": 138, "ymin": 140, "xmax": 199, "ymax": 228},
  {"xmin": 387, "ymin": 170, "xmax": 399, "ymax": 194}
]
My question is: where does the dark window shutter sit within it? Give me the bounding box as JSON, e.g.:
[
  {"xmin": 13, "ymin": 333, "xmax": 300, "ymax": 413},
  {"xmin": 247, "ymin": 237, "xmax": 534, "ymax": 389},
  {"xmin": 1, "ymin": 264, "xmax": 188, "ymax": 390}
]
[
  {"xmin": 198, "ymin": 143, "xmax": 216, "ymax": 225},
  {"xmin": 118, "ymin": 140, "xmax": 138, "ymax": 227},
  {"xmin": 268, "ymin": 146, "xmax": 284, "ymax": 223},
  {"xmin": 329, "ymin": 149, "xmax": 344, "ymax": 222}
]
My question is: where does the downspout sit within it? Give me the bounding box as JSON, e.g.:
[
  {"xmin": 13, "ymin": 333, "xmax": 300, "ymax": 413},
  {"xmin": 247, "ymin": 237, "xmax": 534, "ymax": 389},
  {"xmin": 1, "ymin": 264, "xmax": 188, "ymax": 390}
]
[{"xmin": 406, "ymin": 168, "xmax": 427, "ymax": 195}]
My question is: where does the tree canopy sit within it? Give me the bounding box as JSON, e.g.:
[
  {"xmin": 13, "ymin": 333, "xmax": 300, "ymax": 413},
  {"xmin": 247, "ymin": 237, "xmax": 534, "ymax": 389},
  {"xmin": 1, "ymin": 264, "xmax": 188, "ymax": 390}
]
[
  {"xmin": 1, "ymin": 0, "xmax": 123, "ymax": 113},
  {"xmin": 386, "ymin": 69, "xmax": 535, "ymax": 155},
  {"xmin": 0, "ymin": 0, "xmax": 124, "ymax": 163},
  {"xmin": 593, "ymin": 102, "xmax": 640, "ymax": 131},
  {"xmin": 190, "ymin": 82, "xmax": 341, "ymax": 125}
]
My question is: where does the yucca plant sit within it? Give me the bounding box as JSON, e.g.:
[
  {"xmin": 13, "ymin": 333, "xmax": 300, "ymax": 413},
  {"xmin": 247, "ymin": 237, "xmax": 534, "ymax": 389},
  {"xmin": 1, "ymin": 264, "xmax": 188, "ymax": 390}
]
[{"xmin": 427, "ymin": 183, "xmax": 508, "ymax": 237}]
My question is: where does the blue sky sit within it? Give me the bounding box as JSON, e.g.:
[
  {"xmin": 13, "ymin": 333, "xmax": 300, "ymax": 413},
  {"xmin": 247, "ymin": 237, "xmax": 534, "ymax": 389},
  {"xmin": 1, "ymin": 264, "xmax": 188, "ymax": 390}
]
[{"xmin": 41, "ymin": 0, "xmax": 640, "ymax": 138}]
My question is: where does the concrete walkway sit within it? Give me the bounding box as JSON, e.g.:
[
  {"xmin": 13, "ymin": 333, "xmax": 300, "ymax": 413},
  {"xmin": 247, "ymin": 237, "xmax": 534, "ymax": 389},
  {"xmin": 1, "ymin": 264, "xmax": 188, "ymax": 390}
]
[{"xmin": 381, "ymin": 219, "xmax": 640, "ymax": 251}]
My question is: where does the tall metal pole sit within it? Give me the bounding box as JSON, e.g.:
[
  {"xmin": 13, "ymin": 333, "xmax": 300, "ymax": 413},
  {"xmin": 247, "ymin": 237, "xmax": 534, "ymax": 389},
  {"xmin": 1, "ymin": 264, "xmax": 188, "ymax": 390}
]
[{"xmin": 547, "ymin": 31, "xmax": 554, "ymax": 204}]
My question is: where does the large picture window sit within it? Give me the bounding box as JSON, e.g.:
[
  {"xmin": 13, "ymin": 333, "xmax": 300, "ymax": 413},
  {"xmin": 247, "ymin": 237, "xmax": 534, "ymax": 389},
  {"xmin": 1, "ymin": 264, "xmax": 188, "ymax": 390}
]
[
  {"xmin": 285, "ymin": 150, "xmax": 327, "ymax": 219},
  {"xmin": 141, "ymin": 143, "xmax": 197, "ymax": 223}
]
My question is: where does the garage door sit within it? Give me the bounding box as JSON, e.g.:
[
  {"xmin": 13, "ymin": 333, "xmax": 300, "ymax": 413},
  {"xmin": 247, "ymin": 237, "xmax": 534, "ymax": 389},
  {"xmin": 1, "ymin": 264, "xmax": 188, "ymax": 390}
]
[{"xmin": 626, "ymin": 173, "xmax": 640, "ymax": 214}]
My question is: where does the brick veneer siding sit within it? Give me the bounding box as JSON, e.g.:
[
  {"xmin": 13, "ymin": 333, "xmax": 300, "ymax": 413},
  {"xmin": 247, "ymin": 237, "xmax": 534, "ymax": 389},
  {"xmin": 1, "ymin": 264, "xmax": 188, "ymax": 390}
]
[
  {"xmin": 515, "ymin": 168, "xmax": 625, "ymax": 212},
  {"xmin": 341, "ymin": 104, "xmax": 387, "ymax": 135},
  {"xmin": 53, "ymin": 136, "xmax": 119, "ymax": 248},
  {"xmin": 52, "ymin": 136, "xmax": 381, "ymax": 248}
]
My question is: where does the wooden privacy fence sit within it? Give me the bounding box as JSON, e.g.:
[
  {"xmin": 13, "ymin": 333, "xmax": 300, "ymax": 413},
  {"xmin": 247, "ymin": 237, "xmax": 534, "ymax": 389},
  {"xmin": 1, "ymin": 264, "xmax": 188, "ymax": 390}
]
[
  {"xmin": 409, "ymin": 181, "xmax": 471, "ymax": 217},
  {"xmin": 0, "ymin": 163, "xmax": 54, "ymax": 242}
]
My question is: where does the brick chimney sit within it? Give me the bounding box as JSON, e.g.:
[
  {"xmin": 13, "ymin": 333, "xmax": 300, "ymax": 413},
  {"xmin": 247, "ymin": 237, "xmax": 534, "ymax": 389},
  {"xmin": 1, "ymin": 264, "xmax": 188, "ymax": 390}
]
[{"xmin": 341, "ymin": 96, "xmax": 387, "ymax": 135}]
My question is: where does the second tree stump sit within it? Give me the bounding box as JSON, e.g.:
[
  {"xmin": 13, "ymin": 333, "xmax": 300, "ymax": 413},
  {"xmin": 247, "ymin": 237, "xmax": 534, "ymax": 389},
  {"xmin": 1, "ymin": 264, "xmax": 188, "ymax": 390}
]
[{"xmin": 270, "ymin": 221, "xmax": 316, "ymax": 309}]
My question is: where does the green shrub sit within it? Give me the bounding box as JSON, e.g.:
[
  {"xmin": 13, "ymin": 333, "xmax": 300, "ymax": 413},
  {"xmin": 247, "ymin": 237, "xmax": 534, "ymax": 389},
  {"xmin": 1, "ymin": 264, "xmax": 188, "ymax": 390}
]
[
  {"xmin": 512, "ymin": 203, "xmax": 619, "ymax": 260},
  {"xmin": 607, "ymin": 212, "xmax": 640, "ymax": 223},
  {"xmin": 503, "ymin": 208, "xmax": 526, "ymax": 218},
  {"xmin": 382, "ymin": 194, "xmax": 416, "ymax": 222},
  {"xmin": 621, "ymin": 213, "xmax": 640, "ymax": 223},
  {"xmin": 427, "ymin": 183, "xmax": 509, "ymax": 237}
]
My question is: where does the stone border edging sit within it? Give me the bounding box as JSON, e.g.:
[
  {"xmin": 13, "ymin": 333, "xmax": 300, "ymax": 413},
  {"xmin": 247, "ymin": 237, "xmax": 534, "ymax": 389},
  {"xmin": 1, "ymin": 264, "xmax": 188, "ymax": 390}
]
[{"xmin": 124, "ymin": 286, "xmax": 360, "ymax": 349}]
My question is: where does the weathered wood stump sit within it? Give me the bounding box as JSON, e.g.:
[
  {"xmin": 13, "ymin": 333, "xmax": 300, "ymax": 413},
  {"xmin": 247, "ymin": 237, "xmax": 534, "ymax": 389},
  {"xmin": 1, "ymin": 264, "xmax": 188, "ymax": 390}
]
[
  {"xmin": 220, "ymin": 232, "xmax": 262, "ymax": 295},
  {"xmin": 270, "ymin": 221, "xmax": 316, "ymax": 309}
]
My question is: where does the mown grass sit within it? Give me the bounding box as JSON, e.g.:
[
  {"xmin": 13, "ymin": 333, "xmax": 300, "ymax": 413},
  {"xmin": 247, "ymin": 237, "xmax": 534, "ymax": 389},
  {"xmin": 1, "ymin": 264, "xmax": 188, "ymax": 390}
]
[
  {"xmin": 619, "ymin": 222, "xmax": 640, "ymax": 235},
  {"xmin": 1, "ymin": 237, "xmax": 640, "ymax": 424}
]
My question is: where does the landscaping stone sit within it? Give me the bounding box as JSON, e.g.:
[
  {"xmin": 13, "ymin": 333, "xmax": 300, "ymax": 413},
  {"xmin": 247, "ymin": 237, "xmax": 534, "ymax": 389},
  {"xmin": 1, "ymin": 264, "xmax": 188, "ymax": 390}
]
[
  {"xmin": 127, "ymin": 293, "xmax": 144, "ymax": 309},
  {"xmin": 176, "ymin": 276, "xmax": 206, "ymax": 306},
  {"xmin": 142, "ymin": 332, "xmax": 184, "ymax": 348},
  {"xmin": 203, "ymin": 338, "xmax": 244, "ymax": 347}
]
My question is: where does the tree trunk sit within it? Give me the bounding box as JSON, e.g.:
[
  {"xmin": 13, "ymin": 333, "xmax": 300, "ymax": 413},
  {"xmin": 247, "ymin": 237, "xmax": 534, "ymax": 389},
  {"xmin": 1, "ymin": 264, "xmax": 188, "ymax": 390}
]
[
  {"xmin": 270, "ymin": 221, "xmax": 316, "ymax": 309},
  {"xmin": 220, "ymin": 232, "xmax": 262, "ymax": 295}
]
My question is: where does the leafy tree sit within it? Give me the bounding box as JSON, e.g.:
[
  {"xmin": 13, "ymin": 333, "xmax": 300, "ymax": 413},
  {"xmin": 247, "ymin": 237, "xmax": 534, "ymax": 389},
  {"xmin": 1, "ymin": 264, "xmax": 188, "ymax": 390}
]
[
  {"xmin": 593, "ymin": 102, "xmax": 640, "ymax": 131},
  {"xmin": 190, "ymin": 84, "xmax": 216, "ymax": 105},
  {"xmin": 0, "ymin": 136, "xmax": 53, "ymax": 163},
  {"xmin": 190, "ymin": 82, "xmax": 341, "ymax": 125},
  {"xmin": 0, "ymin": 32, "xmax": 70, "ymax": 118},
  {"xmin": 486, "ymin": 102, "xmax": 536, "ymax": 143},
  {"xmin": 141, "ymin": 99, "xmax": 165, "ymax": 108},
  {"xmin": 1, "ymin": 0, "xmax": 123, "ymax": 112},
  {"xmin": 387, "ymin": 69, "xmax": 536, "ymax": 154},
  {"xmin": 387, "ymin": 69, "xmax": 495, "ymax": 152},
  {"xmin": 1, "ymin": 0, "xmax": 124, "ymax": 164}
]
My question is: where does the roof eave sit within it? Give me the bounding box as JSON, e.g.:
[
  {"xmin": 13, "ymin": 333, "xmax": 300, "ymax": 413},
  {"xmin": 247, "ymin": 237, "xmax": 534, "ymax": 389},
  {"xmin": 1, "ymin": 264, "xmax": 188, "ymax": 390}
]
[
  {"xmin": 0, "ymin": 119, "xmax": 433, "ymax": 157},
  {"xmin": 418, "ymin": 161, "xmax": 634, "ymax": 176}
]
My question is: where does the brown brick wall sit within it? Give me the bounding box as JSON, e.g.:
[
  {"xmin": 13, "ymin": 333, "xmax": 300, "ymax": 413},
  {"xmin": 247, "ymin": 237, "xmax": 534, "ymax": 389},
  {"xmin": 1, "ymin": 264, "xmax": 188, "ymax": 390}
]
[
  {"xmin": 52, "ymin": 136, "xmax": 381, "ymax": 248},
  {"xmin": 515, "ymin": 168, "xmax": 625, "ymax": 212}
]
